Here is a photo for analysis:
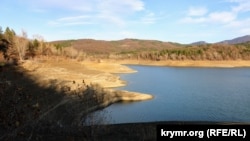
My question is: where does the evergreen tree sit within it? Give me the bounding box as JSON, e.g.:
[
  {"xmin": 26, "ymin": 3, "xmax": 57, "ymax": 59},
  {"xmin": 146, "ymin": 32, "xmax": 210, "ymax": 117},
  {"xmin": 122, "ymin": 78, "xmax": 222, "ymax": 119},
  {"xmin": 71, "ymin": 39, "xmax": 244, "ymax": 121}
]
[
  {"xmin": 4, "ymin": 27, "xmax": 15, "ymax": 46},
  {"xmin": 33, "ymin": 39, "xmax": 39, "ymax": 49},
  {"xmin": 0, "ymin": 26, "xmax": 3, "ymax": 39},
  {"xmin": 27, "ymin": 39, "xmax": 39, "ymax": 58}
]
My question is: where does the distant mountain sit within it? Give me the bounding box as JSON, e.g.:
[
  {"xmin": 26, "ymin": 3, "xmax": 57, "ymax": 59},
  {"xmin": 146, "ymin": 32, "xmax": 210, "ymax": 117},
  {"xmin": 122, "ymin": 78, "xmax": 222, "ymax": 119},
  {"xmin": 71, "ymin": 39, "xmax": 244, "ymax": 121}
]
[
  {"xmin": 218, "ymin": 35, "xmax": 250, "ymax": 44},
  {"xmin": 190, "ymin": 41, "xmax": 208, "ymax": 45}
]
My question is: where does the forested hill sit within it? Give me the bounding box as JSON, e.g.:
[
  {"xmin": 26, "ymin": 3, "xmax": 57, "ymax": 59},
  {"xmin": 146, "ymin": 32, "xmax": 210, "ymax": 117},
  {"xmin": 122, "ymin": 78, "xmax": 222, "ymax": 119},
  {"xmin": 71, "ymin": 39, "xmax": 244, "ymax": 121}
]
[
  {"xmin": 52, "ymin": 35, "xmax": 250, "ymax": 55},
  {"xmin": 51, "ymin": 37, "xmax": 250, "ymax": 61},
  {"xmin": 51, "ymin": 39, "xmax": 178, "ymax": 54}
]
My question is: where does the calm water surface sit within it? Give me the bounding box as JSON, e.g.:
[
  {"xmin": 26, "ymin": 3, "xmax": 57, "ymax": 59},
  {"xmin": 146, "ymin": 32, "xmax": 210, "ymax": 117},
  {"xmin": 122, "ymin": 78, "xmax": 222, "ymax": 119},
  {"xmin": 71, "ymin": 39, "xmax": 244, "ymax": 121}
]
[{"xmin": 96, "ymin": 65, "xmax": 250, "ymax": 124}]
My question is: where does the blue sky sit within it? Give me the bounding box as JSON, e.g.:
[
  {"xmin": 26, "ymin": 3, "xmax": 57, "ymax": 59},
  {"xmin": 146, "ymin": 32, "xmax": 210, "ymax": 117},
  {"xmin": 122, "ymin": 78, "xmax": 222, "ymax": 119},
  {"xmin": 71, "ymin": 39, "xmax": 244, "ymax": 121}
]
[{"xmin": 1, "ymin": 0, "xmax": 250, "ymax": 43}]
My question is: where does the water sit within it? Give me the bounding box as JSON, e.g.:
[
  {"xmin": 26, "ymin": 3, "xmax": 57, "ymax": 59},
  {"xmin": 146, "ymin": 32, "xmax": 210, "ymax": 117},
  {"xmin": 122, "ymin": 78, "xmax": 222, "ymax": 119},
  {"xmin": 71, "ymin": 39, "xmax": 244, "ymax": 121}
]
[{"xmin": 97, "ymin": 65, "xmax": 250, "ymax": 124}]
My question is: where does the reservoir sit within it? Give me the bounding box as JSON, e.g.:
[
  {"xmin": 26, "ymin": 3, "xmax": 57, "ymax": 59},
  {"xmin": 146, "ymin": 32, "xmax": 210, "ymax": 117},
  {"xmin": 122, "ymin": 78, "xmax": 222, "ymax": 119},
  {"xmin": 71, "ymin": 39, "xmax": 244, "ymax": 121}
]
[{"xmin": 92, "ymin": 65, "xmax": 250, "ymax": 124}]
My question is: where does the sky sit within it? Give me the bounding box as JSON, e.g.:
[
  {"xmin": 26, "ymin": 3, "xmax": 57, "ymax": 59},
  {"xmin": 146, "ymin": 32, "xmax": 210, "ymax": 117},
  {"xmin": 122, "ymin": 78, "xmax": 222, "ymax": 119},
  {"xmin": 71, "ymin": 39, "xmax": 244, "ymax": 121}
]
[{"xmin": 1, "ymin": 0, "xmax": 250, "ymax": 44}]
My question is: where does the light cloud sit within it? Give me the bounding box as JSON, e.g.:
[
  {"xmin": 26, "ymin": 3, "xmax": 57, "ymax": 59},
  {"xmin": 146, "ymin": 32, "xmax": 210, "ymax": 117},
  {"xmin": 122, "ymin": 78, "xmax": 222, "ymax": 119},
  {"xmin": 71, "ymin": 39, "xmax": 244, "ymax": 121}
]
[
  {"xmin": 181, "ymin": 17, "xmax": 207, "ymax": 23},
  {"xmin": 48, "ymin": 21, "xmax": 93, "ymax": 26},
  {"xmin": 97, "ymin": 0, "xmax": 144, "ymax": 14},
  {"xmin": 229, "ymin": 0, "xmax": 250, "ymax": 13},
  {"xmin": 181, "ymin": 11, "xmax": 236, "ymax": 24},
  {"xmin": 180, "ymin": 0, "xmax": 250, "ymax": 39},
  {"xmin": 57, "ymin": 16, "xmax": 91, "ymax": 22},
  {"xmin": 141, "ymin": 12, "xmax": 156, "ymax": 24},
  {"xmin": 208, "ymin": 11, "xmax": 236, "ymax": 23},
  {"xmin": 239, "ymin": 28, "xmax": 250, "ymax": 35},
  {"xmin": 96, "ymin": 0, "xmax": 144, "ymax": 26},
  {"xmin": 138, "ymin": 11, "xmax": 170, "ymax": 25},
  {"xmin": 48, "ymin": 15, "xmax": 94, "ymax": 26},
  {"xmin": 187, "ymin": 7, "xmax": 208, "ymax": 16},
  {"xmin": 225, "ymin": 18, "xmax": 250, "ymax": 35},
  {"xmin": 48, "ymin": 13, "xmax": 127, "ymax": 27},
  {"xmin": 25, "ymin": 0, "xmax": 94, "ymax": 12},
  {"xmin": 98, "ymin": 13, "xmax": 126, "ymax": 27},
  {"xmin": 32, "ymin": 8, "xmax": 47, "ymax": 13},
  {"xmin": 120, "ymin": 31, "xmax": 137, "ymax": 38},
  {"xmin": 226, "ymin": 18, "xmax": 250, "ymax": 28},
  {"xmin": 25, "ymin": 0, "xmax": 144, "ymax": 13},
  {"xmin": 181, "ymin": 2, "xmax": 237, "ymax": 24},
  {"xmin": 38, "ymin": 0, "xmax": 145, "ymax": 27}
]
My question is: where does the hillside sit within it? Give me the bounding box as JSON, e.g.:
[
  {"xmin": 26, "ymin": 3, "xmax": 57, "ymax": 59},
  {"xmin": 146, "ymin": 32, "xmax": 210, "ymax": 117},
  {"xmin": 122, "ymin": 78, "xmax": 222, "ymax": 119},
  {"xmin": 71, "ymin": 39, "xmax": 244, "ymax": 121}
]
[
  {"xmin": 52, "ymin": 35, "xmax": 250, "ymax": 54},
  {"xmin": 50, "ymin": 37, "xmax": 250, "ymax": 61},
  {"xmin": 51, "ymin": 38, "xmax": 178, "ymax": 54},
  {"xmin": 190, "ymin": 41, "xmax": 208, "ymax": 45},
  {"xmin": 218, "ymin": 35, "xmax": 250, "ymax": 44}
]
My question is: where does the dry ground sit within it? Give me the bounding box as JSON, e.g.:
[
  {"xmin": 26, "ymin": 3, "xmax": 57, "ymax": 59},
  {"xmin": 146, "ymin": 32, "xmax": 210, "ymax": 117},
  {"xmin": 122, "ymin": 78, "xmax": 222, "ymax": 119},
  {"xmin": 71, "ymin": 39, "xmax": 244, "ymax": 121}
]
[{"xmin": 21, "ymin": 58, "xmax": 136, "ymax": 88}]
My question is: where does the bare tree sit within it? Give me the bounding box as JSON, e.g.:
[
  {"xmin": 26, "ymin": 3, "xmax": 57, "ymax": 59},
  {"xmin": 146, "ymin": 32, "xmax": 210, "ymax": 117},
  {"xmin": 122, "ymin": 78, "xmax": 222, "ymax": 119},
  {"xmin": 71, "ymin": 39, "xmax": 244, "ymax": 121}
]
[{"xmin": 14, "ymin": 30, "xmax": 28, "ymax": 61}]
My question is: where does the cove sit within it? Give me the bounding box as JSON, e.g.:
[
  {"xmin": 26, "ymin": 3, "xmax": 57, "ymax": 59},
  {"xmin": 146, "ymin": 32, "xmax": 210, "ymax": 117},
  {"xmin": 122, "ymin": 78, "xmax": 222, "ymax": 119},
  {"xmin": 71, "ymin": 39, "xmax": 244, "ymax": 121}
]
[{"xmin": 96, "ymin": 65, "xmax": 250, "ymax": 124}]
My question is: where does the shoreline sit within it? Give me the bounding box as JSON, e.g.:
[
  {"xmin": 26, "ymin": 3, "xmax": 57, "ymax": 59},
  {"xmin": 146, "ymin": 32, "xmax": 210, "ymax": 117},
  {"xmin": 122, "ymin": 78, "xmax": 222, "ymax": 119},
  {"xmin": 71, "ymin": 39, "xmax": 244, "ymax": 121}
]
[{"xmin": 105, "ymin": 59, "xmax": 250, "ymax": 68}]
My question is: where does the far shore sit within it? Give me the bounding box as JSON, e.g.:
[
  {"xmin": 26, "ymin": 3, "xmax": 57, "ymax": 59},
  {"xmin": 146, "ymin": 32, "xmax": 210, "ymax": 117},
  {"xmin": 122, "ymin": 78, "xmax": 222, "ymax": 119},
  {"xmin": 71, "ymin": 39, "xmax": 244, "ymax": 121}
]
[{"xmin": 104, "ymin": 59, "xmax": 250, "ymax": 68}]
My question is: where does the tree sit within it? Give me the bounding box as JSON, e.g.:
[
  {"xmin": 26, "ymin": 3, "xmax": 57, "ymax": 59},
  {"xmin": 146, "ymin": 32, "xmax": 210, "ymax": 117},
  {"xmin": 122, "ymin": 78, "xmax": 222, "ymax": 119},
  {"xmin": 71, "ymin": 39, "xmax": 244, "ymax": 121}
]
[
  {"xmin": 33, "ymin": 39, "xmax": 39, "ymax": 49},
  {"xmin": 27, "ymin": 39, "xmax": 39, "ymax": 58},
  {"xmin": 0, "ymin": 26, "xmax": 3, "ymax": 39},
  {"xmin": 0, "ymin": 39, "xmax": 10, "ymax": 59},
  {"xmin": 54, "ymin": 44, "xmax": 63, "ymax": 55},
  {"xmin": 0, "ymin": 27, "xmax": 16, "ymax": 60},
  {"xmin": 14, "ymin": 30, "xmax": 28, "ymax": 61},
  {"xmin": 4, "ymin": 27, "xmax": 15, "ymax": 45}
]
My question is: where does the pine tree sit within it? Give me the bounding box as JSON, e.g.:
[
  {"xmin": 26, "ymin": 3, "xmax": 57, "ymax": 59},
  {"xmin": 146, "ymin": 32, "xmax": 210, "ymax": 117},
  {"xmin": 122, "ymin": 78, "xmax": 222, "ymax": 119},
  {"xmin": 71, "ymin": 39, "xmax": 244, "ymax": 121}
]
[
  {"xmin": 4, "ymin": 27, "xmax": 15, "ymax": 46},
  {"xmin": 0, "ymin": 26, "xmax": 3, "ymax": 39}
]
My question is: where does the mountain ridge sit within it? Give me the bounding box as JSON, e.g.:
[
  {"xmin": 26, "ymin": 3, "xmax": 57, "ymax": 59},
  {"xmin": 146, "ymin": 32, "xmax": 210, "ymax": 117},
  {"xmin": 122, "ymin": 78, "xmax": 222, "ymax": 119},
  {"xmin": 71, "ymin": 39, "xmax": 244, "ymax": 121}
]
[
  {"xmin": 189, "ymin": 35, "xmax": 250, "ymax": 45},
  {"xmin": 190, "ymin": 41, "xmax": 208, "ymax": 45},
  {"xmin": 52, "ymin": 35, "xmax": 250, "ymax": 46},
  {"xmin": 217, "ymin": 35, "xmax": 250, "ymax": 44}
]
